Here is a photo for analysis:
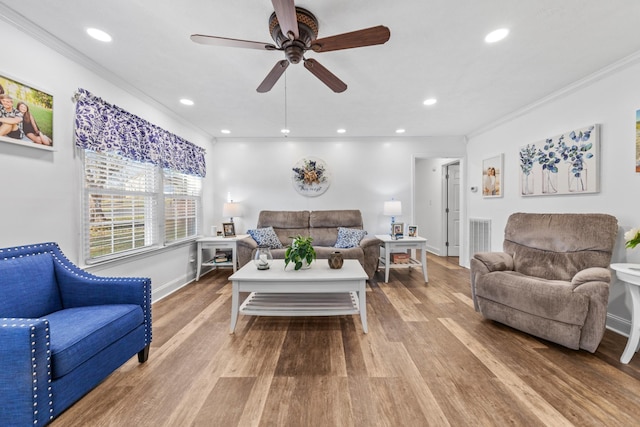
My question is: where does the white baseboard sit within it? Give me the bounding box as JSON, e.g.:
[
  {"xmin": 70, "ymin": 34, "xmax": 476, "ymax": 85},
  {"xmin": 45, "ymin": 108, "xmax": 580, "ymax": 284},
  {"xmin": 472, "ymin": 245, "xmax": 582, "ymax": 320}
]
[
  {"xmin": 606, "ymin": 313, "xmax": 631, "ymax": 337},
  {"xmin": 152, "ymin": 273, "xmax": 195, "ymax": 303}
]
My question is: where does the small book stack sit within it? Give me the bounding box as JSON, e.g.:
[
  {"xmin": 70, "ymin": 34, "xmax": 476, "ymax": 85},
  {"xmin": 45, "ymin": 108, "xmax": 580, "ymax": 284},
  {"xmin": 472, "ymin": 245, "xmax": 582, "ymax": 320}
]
[{"xmin": 214, "ymin": 249, "xmax": 232, "ymax": 263}]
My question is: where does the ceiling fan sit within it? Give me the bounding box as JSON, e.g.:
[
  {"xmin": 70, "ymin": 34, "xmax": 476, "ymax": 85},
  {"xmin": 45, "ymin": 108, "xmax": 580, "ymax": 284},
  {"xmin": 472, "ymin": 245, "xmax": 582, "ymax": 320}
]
[{"xmin": 190, "ymin": 0, "xmax": 390, "ymax": 93}]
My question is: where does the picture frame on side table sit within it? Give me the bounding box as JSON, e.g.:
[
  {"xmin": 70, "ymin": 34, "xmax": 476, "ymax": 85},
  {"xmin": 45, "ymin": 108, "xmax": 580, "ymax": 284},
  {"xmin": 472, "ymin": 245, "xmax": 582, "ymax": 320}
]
[
  {"xmin": 222, "ymin": 222, "xmax": 236, "ymax": 237},
  {"xmin": 482, "ymin": 154, "xmax": 503, "ymax": 198},
  {"xmin": 392, "ymin": 222, "xmax": 404, "ymax": 239},
  {"xmin": 0, "ymin": 73, "xmax": 54, "ymax": 151},
  {"xmin": 408, "ymin": 225, "xmax": 418, "ymax": 237}
]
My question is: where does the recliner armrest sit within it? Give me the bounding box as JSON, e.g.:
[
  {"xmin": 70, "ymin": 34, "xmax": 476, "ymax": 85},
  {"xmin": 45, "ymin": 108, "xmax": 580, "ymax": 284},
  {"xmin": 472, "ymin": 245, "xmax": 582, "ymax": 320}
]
[
  {"xmin": 359, "ymin": 236, "xmax": 381, "ymax": 249},
  {"xmin": 571, "ymin": 267, "xmax": 611, "ymax": 286},
  {"xmin": 0, "ymin": 318, "xmax": 52, "ymax": 426},
  {"xmin": 472, "ymin": 252, "xmax": 514, "ymax": 272}
]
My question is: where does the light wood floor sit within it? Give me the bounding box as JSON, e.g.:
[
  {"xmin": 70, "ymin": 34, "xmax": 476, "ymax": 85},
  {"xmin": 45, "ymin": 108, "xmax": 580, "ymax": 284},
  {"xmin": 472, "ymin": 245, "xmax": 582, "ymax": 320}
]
[{"xmin": 53, "ymin": 254, "xmax": 640, "ymax": 426}]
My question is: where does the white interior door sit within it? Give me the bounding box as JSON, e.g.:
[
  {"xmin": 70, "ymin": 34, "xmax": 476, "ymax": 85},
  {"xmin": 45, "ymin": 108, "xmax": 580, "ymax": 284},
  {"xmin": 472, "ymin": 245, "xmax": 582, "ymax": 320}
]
[{"xmin": 446, "ymin": 163, "xmax": 460, "ymax": 256}]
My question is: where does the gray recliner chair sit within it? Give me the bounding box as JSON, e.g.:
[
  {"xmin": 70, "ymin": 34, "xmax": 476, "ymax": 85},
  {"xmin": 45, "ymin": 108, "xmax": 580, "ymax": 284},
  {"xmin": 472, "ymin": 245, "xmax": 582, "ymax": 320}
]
[{"xmin": 470, "ymin": 212, "xmax": 618, "ymax": 352}]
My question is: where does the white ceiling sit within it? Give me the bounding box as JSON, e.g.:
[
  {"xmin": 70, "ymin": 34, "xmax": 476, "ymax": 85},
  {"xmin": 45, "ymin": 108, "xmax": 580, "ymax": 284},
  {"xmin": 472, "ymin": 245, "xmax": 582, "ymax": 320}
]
[{"xmin": 2, "ymin": 0, "xmax": 640, "ymax": 139}]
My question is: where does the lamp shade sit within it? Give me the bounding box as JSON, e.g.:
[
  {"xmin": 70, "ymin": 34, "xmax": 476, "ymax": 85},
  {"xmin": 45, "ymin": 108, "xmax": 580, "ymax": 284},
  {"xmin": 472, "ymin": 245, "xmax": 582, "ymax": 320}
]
[
  {"xmin": 222, "ymin": 202, "xmax": 241, "ymax": 218},
  {"xmin": 383, "ymin": 200, "xmax": 402, "ymax": 216}
]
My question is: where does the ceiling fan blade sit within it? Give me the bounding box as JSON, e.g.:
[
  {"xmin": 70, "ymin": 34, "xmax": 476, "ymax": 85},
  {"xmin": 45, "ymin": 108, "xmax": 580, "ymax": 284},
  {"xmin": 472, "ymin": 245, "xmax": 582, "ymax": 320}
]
[
  {"xmin": 191, "ymin": 34, "xmax": 277, "ymax": 51},
  {"xmin": 271, "ymin": 0, "xmax": 299, "ymax": 40},
  {"xmin": 311, "ymin": 25, "xmax": 391, "ymax": 52},
  {"xmin": 257, "ymin": 60, "xmax": 290, "ymax": 93},
  {"xmin": 303, "ymin": 58, "xmax": 347, "ymax": 93}
]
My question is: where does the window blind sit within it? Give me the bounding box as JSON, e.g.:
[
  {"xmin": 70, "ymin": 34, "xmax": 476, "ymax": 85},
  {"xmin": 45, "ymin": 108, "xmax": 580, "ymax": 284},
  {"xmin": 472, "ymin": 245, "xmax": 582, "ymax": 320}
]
[
  {"xmin": 84, "ymin": 150, "xmax": 160, "ymax": 262},
  {"xmin": 163, "ymin": 170, "xmax": 201, "ymax": 244}
]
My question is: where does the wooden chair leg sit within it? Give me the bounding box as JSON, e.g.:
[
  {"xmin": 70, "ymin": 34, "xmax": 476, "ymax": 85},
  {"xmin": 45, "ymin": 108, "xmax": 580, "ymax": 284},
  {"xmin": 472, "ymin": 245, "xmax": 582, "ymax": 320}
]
[{"xmin": 138, "ymin": 344, "xmax": 150, "ymax": 363}]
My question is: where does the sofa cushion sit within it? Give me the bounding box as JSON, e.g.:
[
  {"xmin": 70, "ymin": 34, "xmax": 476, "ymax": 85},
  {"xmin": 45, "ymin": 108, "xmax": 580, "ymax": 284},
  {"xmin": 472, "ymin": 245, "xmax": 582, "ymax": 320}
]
[
  {"xmin": 247, "ymin": 226, "xmax": 283, "ymax": 249},
  {"xmin": 335, "ymin": 227, "xmax": 368, "ymax": 248},
  {"xmin": 46, "ymin": 304, "xmax": 144, "ymax": 378},
  {"xmin": 0, "ymin": 252, "xmax": 62, "ymax": 318}
]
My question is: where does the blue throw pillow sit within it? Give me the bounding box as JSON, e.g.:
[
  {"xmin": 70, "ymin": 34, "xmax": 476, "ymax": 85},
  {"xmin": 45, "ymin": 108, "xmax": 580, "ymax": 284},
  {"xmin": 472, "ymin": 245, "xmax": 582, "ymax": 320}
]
[
  {"xmin": 334, "ymin": 227, "xmax": 367, "ymax": 249},
  {"xmin": 248, "ymin": 226, "xmax": 283, "ymax": 249}
]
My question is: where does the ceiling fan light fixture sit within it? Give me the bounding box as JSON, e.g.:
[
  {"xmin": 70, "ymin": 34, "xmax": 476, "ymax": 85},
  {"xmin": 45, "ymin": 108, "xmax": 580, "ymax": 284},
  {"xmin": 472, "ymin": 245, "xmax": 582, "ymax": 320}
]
[
  {"xmin": 281, "ymin": 128, "xmax": 290, "ymax": 134},
  {"xmin": 485, "ymin": 28, "xmax": 509, "ymax": 43},
  {"xmin": 86, "ymin": 28, "xmax": 112, "ymax": 42}
]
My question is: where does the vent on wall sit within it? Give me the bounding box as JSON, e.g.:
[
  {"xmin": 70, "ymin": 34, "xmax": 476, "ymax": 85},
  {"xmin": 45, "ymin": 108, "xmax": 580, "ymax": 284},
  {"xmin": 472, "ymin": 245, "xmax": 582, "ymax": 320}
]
[{"xmin": 469, "ymin": 218, "xmax": 491, "ymax": 258}]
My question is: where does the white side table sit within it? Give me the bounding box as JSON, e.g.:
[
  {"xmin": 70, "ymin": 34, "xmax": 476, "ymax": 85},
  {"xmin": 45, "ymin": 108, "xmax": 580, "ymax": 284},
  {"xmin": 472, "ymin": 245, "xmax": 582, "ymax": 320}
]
[
  {"xmin": 610, "ymin": 263, "xmax": 640, "ymax": 364},
  {"xmin": 375, "ymin": 234, "xmax": 428, "ymax": 283},
  {"xmin": 196, "ymin": 234, "xmax": 249, "ymax": 281}
]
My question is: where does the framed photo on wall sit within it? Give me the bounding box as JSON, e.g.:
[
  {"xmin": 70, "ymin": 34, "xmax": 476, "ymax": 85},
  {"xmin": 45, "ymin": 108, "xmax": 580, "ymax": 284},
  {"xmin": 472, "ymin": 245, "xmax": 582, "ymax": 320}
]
[
  {"xmin": 222, "ymin": 222, "xmax": 236, "ymax": 237},
  {"xmin": 482, "ymin": 154, "xmax": 503, "ymax": 198},
  {"xmin": 0, "ymin": 73, "xmax": 54, "ymax": 150}
]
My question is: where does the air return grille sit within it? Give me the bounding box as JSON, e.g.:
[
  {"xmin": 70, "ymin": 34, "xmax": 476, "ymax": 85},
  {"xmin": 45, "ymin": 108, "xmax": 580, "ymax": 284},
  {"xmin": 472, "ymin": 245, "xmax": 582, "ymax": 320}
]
[{"xmin": 469, "ymin": 218, "xmax": 491, "ymax": 258}]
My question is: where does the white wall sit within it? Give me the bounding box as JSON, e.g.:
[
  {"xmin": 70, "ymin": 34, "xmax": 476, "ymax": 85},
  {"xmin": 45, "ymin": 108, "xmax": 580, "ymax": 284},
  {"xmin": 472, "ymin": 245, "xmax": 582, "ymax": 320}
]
[
  {"xmin": 466, "ymin": 54, "xmax": 640, "ymax": 334},
  {"xmin": 209, "ymin": 137, "xmax": 466, "ymax": 239},
  {"xmin": 0, "ymin": 21, "xmax": 215, "ymax": 301}
]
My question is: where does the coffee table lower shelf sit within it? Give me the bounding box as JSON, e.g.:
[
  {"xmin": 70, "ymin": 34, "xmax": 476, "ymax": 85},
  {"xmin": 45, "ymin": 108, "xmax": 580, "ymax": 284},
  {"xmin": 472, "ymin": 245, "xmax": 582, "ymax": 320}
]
[{"xmin": 240, "ymin": 292, "xmax": 360, "ymax": 317}]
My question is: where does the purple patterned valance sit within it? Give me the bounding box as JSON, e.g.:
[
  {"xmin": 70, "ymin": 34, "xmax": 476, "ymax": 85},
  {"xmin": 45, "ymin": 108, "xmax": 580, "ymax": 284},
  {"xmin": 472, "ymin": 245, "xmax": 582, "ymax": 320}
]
[{"xmin": 74, "ymin": 88, "xmax": 206, "ymax": 177}]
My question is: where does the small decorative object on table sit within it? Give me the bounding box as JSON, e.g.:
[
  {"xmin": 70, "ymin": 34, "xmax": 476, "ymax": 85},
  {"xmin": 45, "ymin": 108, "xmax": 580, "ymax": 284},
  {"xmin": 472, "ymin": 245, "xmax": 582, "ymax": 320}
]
[
  {"xmin": 328, "ymin": 251, "xmax": 344, "ymax": 269},
  {"xmin": 625, "ymin": 227, "xmax": 640, "ymax": 249},
  {"xmin": 392, "ymin": 222, "xmax": 404, "ymax": 239},
  {"xmin": 254, "ymin": 245, "xmax": 273, "ymax": 270},
  {"xmin": 285, "ymin": 235, "xmax": 316, "ymax": 270},
  {"xmin": 408, "ymin": 225, "xmax": 418, "ymax": 237},
  {"xmin": 223, "ymin": 222, "xmax": 236, "ymax": 237}
]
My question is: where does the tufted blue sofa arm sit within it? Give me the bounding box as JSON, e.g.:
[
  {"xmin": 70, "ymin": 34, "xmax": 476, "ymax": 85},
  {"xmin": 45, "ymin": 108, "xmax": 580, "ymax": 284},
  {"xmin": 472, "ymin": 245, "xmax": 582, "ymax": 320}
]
[{"xmin": 0, "ymin": 318, "xmax": 53, "ymax": 425}]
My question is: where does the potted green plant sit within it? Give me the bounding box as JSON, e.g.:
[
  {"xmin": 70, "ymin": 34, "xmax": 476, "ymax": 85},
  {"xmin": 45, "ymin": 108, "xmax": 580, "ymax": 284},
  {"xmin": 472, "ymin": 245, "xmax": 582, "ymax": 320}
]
[{"xmin": 284, "ymin": 235, "xmax": 316, "ymax": 270}]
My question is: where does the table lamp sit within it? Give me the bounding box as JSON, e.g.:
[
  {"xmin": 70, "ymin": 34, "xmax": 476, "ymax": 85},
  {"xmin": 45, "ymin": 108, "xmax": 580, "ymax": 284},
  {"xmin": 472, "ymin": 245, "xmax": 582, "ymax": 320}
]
[
  {"xmin": 222, "ymin": 201, "xmax": 241, "ymax": 223},
  {"xmin": 383, "ymin": 199, "xmax": 402, "ymax": 234}
]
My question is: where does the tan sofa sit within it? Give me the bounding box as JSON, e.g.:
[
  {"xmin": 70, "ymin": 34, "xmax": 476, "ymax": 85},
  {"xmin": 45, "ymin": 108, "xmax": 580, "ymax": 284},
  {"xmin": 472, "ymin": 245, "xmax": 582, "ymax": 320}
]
[
  {"xmin": 470, "ymin": 212, "xmax": 618, "ymax": 353},
  {"xmin": 237, "ymin": 210, "xmax": 381, "ymax": 279}
]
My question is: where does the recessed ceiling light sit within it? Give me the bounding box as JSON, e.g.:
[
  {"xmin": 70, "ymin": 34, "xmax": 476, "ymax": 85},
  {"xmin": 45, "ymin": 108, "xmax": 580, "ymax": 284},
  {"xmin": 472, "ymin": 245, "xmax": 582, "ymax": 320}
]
[
  {"xmin": 221, "ymin": 129, "xmax": 231, "ymax": 134},
  {"xmin": 179, "ymin": 98, "xmax": 194, "ymax": 106},
  {"xmin": 337, "ymin": 129, "xmax": 346, "ymax": 134},
  {"xmin": 281, "ymin": 128, "xmax": 290, "ymax": 134},
  {"xmin": 86, "ymin": 28, "xmax": 112, "ymax": 42},
  {"xmin": 396, "ymin": 129, "xmax": 406, "ymax": 134},
  {"xmin": 423, "ymin": 98, "xmax": 437, "ymax": 106},
  {"xmin": 485, "ymin": 28, "xmax": 509, "ymax": 43}
]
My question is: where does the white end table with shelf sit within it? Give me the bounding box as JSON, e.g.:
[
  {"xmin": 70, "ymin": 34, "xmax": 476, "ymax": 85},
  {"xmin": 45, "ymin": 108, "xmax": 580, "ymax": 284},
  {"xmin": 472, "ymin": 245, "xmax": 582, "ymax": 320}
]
[
  {"xmin": 610, "ymin": 263, "xmax": 640, "ymax": 364},
  {"xmin": 375, "ymin": 234, "xmax": 428, "ymax": 283},
  {"xmin": 196, "ymin": 234, "xmax": 249, "ymax": 281}
]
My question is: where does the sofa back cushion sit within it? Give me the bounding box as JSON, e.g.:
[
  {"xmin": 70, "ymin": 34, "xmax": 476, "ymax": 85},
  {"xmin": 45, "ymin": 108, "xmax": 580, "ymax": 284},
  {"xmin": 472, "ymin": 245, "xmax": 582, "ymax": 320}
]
[
  {"xmin": 309, "ymin": 210, "xmax": 363, "ymax": 246},
  {"xmin": 0, "ymin": 252, "xmax": 63, "ymax": 318},
  {"xmin": 503, "ymin": 213, "xmax": 618, "ymax": 280},
  {"xmin": 257, "ymin": 210, "xmax": 310, "ymax": 246}
]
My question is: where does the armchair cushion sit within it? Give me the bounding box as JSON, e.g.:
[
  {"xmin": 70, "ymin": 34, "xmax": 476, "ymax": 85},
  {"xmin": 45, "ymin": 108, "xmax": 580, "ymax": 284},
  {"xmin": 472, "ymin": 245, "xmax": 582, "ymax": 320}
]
[
  {"xmin": 47, "ymin": 304, "xmax": 144, "ymax": 378},
  {"xmin": 334, "ymin": 227, "xmax": 368, "ymax": 248},
  {"xmin": 247, "ymin": 226, "xmax": 283, "ymax": 249}
]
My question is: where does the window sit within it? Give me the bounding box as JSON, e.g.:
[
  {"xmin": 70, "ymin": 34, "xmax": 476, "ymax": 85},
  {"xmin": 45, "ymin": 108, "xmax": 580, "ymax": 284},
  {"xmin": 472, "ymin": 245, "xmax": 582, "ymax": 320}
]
[
  {"xmin": 164, "ymin": 170, "xmax": 201, "ymax": 244},
  {"xmin": 82, "ymin": 150, "xmax": 202, "ymax": 263}
]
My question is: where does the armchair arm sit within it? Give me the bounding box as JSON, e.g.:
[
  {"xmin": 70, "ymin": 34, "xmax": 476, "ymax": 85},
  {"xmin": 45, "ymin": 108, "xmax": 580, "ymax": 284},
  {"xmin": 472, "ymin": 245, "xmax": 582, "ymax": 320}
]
[
  {"xmin": 359, "ymin": 236, "xmax": 382, "ymax": 250},
  {"xmin": 0, "ymin": 319, "xmax": 53, "ymax": 426},
  {"xmin": 236, "ymin": 236, "xmax": 258, "ymax": 268},
  {"xmin": 472, "ymin": 252, "xmax": 514, "ymax": 272},
  {"xmin": 571, "ymin": 267, "xmax": 611, "ymax": 287}
]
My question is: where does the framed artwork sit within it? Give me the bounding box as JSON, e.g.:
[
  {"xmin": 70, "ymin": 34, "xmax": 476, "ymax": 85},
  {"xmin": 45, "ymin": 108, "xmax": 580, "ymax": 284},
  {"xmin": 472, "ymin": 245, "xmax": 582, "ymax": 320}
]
[
  {"xmin": 636, "ymin": 110, "xmax": 640, "ymax": 172},
  {"xmin": 392, "ymin": 222, "xmax": 404, "ymax": 238},
  {"xmin": 222, "ymin": 222, "xmax": 236, "ymax": 237},
  {"xmin": 482, "ymin": 154, "xmax": 503, "ymax": 198},
  {"xmin": 519, "ymin": 124, "xmax": 599, "ymax": 196},
  {"xmin": 0, "ymin": 73, "xmax": 54, "ymax": 150},
  {"xmin": 292, "ymin": 157, "xmax": 331, "ymax": 197},
  {"xmin": 408, "ymin": 225, "xmax": 418, "ymax": 237}
]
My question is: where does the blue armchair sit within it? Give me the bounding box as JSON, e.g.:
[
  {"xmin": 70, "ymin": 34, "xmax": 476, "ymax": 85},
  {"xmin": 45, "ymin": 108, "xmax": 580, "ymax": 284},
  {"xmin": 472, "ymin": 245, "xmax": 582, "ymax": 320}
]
[{"xmin": 0, "ymin": 242, "xmax": 152, "ymax": 426}]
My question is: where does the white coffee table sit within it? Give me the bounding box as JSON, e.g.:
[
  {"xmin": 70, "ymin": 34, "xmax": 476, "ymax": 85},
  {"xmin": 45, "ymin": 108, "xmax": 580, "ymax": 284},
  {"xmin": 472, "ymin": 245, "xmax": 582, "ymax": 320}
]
[{"xmin": 228, "ymin": 259, "xmax": 368, "ymax": 333}]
